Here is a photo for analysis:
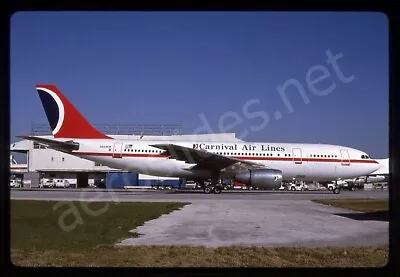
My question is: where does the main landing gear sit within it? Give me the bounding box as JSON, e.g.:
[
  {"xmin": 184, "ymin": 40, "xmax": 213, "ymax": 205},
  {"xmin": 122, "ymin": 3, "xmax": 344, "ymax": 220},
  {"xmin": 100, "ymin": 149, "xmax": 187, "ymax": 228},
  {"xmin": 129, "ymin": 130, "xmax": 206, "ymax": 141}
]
[
  {"xmin": 332, "ymin": 187, "xmax": 341, "ymax": 194},
  {"xmin": 203, "ymin": 185, "xmax": 222, "ymax": 194},
  {"xmin": 199, "ymin": 180, "xmax": 223, "ymax": 194},
  {"xmin": 332, "ymin": 181, "xmax": 342, "ymax": 194}
]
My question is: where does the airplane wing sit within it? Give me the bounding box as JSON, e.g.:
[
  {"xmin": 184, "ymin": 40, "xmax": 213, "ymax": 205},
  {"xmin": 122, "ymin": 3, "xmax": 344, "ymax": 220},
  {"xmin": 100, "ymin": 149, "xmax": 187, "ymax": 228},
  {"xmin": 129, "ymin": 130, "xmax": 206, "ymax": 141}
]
[
  {"xmin": 17, "ymin": 136, "xmax": 79, "ymax": 152},
  {"xmin": 150, "ymin": 143, "xmax": 269, "ymax": 173}
]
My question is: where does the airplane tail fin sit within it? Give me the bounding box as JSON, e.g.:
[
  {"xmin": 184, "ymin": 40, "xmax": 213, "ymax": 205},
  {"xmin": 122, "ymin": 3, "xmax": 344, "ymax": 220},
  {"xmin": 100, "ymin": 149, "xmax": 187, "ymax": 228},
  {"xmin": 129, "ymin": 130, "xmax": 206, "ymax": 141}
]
[{"xmin": 35, "ymin": 85, "xmax": 112, "ymax": 139}]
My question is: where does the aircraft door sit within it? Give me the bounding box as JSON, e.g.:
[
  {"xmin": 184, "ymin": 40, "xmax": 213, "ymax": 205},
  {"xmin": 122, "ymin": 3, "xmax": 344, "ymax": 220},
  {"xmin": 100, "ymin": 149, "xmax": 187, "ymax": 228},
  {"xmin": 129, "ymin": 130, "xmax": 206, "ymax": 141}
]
[
  {"xmin": 292, "ymin": 148, "xmax": 302, "ymax": 164},
  {"xmin": 112, "ymin": 142, "xmax": 123, "ymax": 158},
  {"xmin": 340, "ymin": 149, "xmax": 350, "ymax": 166}
]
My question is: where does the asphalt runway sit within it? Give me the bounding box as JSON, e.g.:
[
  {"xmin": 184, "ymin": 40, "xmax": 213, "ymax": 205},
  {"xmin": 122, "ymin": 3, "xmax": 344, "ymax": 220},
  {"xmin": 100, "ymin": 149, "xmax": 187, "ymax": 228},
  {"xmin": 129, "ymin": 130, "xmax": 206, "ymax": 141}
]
[
  {"xmin": 10, "ymin": 188, "xmax": 388, "ymax": 203},
  {"xmin": 10, "ymin": 188, "xmax": 389, "ymax": 248}
]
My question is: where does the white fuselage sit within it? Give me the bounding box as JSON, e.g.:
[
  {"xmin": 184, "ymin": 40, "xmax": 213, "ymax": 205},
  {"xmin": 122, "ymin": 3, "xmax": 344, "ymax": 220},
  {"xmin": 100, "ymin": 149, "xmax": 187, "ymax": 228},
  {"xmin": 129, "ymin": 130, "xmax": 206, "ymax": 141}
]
[{"xmin": 65, "ymin": 139, "xmax": 381, "ymax": 182}]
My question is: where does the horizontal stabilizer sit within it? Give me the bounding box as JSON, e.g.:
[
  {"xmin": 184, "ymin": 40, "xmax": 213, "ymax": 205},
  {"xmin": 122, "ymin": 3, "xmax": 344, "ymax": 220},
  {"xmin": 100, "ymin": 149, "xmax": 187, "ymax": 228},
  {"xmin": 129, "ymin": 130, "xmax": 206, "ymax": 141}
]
[{"xmin": 17, "ymin": 136, "xmax": 79, "ymax": 152}]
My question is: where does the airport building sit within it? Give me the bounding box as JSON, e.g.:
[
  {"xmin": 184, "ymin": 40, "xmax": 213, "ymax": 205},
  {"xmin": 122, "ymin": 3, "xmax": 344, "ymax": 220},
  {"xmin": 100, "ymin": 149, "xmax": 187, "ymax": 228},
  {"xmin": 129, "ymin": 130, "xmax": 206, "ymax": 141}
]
[{"xmin": 10, "ymin": 123, "xmax": 243, "ymax": 188}]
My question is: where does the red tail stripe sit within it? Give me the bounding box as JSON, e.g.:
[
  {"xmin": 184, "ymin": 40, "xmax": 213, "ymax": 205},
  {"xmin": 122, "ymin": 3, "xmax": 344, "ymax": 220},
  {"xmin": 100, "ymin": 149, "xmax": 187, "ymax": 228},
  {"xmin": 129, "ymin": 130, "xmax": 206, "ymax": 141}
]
[{"xmin": 36, "ymin": 85, "xmax": 112, "ymax": 139}]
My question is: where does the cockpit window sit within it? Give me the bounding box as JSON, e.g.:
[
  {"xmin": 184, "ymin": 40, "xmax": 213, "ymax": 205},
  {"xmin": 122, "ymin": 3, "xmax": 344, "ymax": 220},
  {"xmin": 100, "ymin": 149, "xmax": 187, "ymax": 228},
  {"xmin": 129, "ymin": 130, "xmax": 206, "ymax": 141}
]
[{"xmin": 361, "ymin": 155, "xmax": 365, "ymax": 159}]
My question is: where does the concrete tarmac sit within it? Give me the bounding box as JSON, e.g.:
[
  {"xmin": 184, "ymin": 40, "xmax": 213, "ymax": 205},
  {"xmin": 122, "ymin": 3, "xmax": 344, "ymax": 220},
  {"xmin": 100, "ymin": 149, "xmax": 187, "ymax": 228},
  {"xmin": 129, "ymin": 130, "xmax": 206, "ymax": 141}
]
[
  {"xmin": 117, "ymin": 199, "xmax": 388, "ymax": 248},
  {"xmin": 10, "ymin": 188, "xmax": 389, "ymax": 248}
]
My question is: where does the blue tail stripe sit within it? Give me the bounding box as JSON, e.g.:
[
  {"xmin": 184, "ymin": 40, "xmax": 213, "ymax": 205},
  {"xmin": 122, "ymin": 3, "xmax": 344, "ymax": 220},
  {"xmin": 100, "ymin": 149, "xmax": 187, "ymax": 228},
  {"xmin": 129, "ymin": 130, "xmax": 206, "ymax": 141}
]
[{"xmin": 37, "ymin": 90, "xmax": 59, "ymax": 132}]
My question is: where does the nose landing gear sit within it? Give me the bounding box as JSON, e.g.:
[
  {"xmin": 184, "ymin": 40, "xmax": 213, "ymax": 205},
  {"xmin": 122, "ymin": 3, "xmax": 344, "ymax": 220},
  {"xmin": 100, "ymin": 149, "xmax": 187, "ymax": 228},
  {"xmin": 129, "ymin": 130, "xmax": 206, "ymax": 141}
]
[{"xmin": 332, "ymin": 181, "xmax": 341, "ymax": 194}]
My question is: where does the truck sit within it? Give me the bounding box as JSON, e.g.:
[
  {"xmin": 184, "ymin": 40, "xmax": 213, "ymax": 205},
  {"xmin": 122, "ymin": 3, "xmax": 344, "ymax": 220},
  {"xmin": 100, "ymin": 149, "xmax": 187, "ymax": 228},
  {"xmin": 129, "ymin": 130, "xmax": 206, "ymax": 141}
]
[{"xmin": 10, "ymin": 179, "xmax": 22, "ymax": 188}]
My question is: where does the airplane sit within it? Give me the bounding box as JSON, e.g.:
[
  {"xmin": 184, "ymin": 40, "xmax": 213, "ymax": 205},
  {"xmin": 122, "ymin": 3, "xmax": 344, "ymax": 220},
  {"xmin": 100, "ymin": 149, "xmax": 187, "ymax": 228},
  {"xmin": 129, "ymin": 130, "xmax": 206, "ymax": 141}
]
[
  {"xmin": 18, "ymin": 84, "xmax": 382, "ymax": 194},
  {"xmin": 342, "ymin": 158, "xmax": 389, "ymax": 189}
]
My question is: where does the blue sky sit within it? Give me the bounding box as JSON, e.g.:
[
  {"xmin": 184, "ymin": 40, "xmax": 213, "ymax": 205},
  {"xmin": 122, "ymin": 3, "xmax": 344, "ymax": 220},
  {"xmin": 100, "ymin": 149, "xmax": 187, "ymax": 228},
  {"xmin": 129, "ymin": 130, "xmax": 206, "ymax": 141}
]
[{"xmin": 10, "ymin": 12, "xmax": 388, "ymax": 158}]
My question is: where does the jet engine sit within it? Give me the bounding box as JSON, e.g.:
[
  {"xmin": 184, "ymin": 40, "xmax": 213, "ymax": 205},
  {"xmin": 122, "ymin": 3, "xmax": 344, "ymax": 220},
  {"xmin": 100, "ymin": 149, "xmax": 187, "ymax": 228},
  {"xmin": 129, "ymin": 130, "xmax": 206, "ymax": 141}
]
[{"xmin": 234, "ymin": 169, "xmax": 283, "ymax": 190}]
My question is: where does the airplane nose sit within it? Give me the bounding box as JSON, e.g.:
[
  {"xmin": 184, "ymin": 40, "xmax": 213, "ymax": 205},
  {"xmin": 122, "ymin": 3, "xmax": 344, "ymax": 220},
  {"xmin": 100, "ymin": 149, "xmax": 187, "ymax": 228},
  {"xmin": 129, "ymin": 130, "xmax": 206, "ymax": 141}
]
[{"xmin": 370, "ymin": 160, "xmax": 381, "ymax": 172}]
